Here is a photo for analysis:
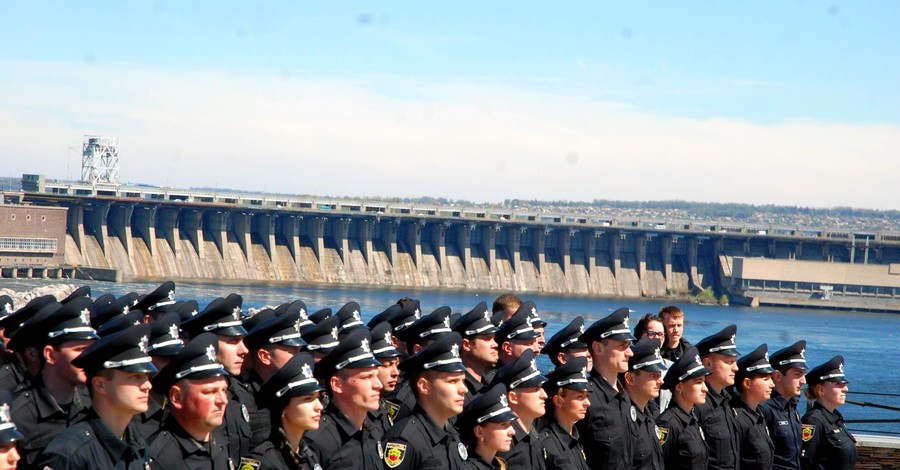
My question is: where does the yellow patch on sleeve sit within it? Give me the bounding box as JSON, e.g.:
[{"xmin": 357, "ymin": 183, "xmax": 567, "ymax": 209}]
[
  {"xmin": 384, "ymin": 442, "xmax": 407, "ymax": 468},
  {"xmin": 239, "ymin": 457, "xmax": 260, "ymax": 470},
  {"xmin": 658, "ymin": 427, "xmax": 669, "ymax": 445},
  {"xmin": 802, "ymin": 424, "xmax": 815, "ymax": 442}
]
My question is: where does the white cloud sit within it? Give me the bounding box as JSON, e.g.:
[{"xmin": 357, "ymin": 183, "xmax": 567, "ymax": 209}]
[{"xmin": 0, "ymin": 59, "xmax": 897, "ymax": 210}]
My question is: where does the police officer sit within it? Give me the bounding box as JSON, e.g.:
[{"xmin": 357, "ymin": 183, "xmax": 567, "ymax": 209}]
[
  {"xmin": 304, "ymin": 327, "xmax": 384, "ymax": 470},
  {"xmin": 301, "ymin": 315, "xmax": 341, "ymax": 362},
  {"xmin": 34, "ymin": 324, "xmax": 157, "ymax": 469},
  {"xmin": 760, "ymin": 340, "xmax": 807, "ymax": 470},
  {"xmin": 490, "ymin": 349, "xmax": 547, "ymax": 470},
  {"xmin": 10, "ymin": 298, "xmax": 98, "ymax": 468},
  {"xmin": 0, "ymin": 295, "xmax": 57, "ymax": 391},
  {"xmin": 451, "ymin": 302, "xmax": 499, "ymax": 403},
  {"xmin": 656, "ymin": 347, "xmax": 711, "ymax": 470},
  {"xmin": 539, "ymin": 357, "xmax": 591, "ymax": 470},
  {"xmin": 382, "ymin": 332, "xmax": 468, "ymax": 470},
  {"xmin": 800, "ymin": 356, "xmax": 857, "ymax": 470},
  {"xmin": 621, "ymin": 338, "xmax": 666, "ymax": 470},
  {"xmin": 574, "ymin": 307, "xmax": 635, "ymax": 470},
  {"xmin": 369, "ymin": 321, "xmax": 402, "ymax": 432},
  {"xmin": 149, "ymin": 333, "xmax": 231, "ymax": 470},
  {"xmin": 540, "ymin": 316, "xmax": 589, "ymax": 368},
  {"xmin": 694, "ymin": 325, "xmax": 741, "ymax": 470},
  {"xmin": 456, "ymin": 383, "xmax": 517, "ymax": 470},
  {"xmin": 133, "ymin": 311, "xmax": 185, "ymax": 440},
  {"xmin": 242, "ymin": 352, "xmax": 324, "ymax": 470},
  {"xmin": 182, "ymin": 294, "xmax": 264, "ymax": 463},
  {"xmin": 0, "ymin": 390, "xmax": 23, "ymax": 470},
  {"xmin": 133, "ymin": 281, "xmax": 177, "ymax": 321},
  {"xmin": 494, "ymin": 304, "xmax": 541, "ymax": 367},
  {"xmin": 730, "ymin": 343, "xmax": 776, "ymax": 469}
]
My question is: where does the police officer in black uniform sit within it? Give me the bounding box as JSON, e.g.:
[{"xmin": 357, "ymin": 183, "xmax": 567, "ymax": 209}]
[
  {"xmin": 693, "ymin": 325, "xmax": 741, "ymax": 470},
  {"xmin": 0, "ymin": 295, "xmax": 57, "ymax": 391},
  {"xmin": 382, "ymin": 332, "xmax": 469, "ymax": 470},
  {"xmin": 456, "ymin": 383, "xmax": 517, "ymax": 470},
  {"xmin": 730, "ymin": 343, "xmax": 776, "ymax": 469},
  {"xmin": 451, "ymin": 302, "xmax": 499, "ymax": 404},
  {"xmin": 541, "ymin": 316, "xmax": 589, "ymax": 368},
  {"xmin": 490, "ymin": 349, "xmax": 547, "ymax": 470},
  {"xmin": 656, "ymin": 347, "xmax": 711, "ymax": 470},
  {"xmin": 300, "ymin": 315, "xmax": 341, "ymax": 363},
  {"xmin": 800, "ymin": 356, "xmax": 857, "ymax": 470},
  {"xmin": 369, "ymin": 321, "xmax": 402, "ymax": 433},
  {"xmin": 149, "ymin": 333, "xmax": 231, "ymax": 470},
  {"xmin": 760, "ymin": 340, "xmax": 807, "ymax": 470},
  {"xmin": 0, "ymin": 389, "xmax": 24, "ymax": 469},
  {"xmin": 304, "ymin": 327, "xmax": 384, "ymax": 470},
  {"xmin": 574, "ymin": 307, "xmax": 635, "ymax": 470},
  {"xmin": 622, "ymin": 338, "xmax": 666, "ymax": 470},
  {"xmin": 34, "ymin": 324, "xmax": 157, "ymax": 469},
  {"xmin": 539, "ymin": 357, "xmax": 591, "ymax": 470}
]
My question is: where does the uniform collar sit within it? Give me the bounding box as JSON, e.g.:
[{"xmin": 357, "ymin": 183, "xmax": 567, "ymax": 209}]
[
  {"xmin": 812, "ymin": 401, "xmax": 844, "ymax": 422},
  {"xmin": 413, "ymin": 404, "xmax": 452, "ymax": 445},
  {"xmin": 164, "ymin": 416, "xmax": 215, "ymax": 457},
  {"xmin": 588, "ymin": 369, "xmax": 621, "ymax": 401},
  {"xmin": 768, "ymin": 391, "xmax": 792, "ymax": 410},
  {"xmin": 548, "ymin": 421, "xmax": 580, "ymax": 447},
  {"xmin": 325, "ymin": 402, "xmax": 366, "ymax": 439},
  {"xmin": 464, "ymin": 370, "xmax": 484, "ymax": 394},
  {"xmin": 670, "ymin": 405, "xmax": 698, "ymax": 426},
  {"xmin": 33, "ymin": 376, "xmax": 89, "ymax": 420},
  {"xmin": 87, "ymin": 410, "xmax": 147, "ymax": 462}
]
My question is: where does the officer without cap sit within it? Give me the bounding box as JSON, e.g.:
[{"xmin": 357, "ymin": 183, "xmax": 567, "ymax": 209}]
[
  {"xmin": 759, "ymin": 340, "xmax": 807, "ymax": 470},
  {"xmin": 10, "ymin": 298, "xmax": 98, "ymax": 469},
  {"xmin": 621, "ymin": 338, "xmax": 666, "ymax": 470},
  {"xmin": 730, "ymin": 343, "xmax": 776, "ymax": 470},
  {"xmin": 382, "ymin": 332, "xmax": 469, "ymax": 470},
  {"xmin": 490, "ymin": 349, "xmax": 547, "ymax": 470},
  {"xmin": 451, "ymin": 302, "xmax": 499, "ymax": 404},
  {"xmin": 693, "ymin": 325, "xmax": 741, "ymax": 470},
  {"xmin": 181, "ymin": 294, "xmax": 264, "ymax": 463},
  {"xmin": 539, "ymin": 357, "xmax": 591, "ymax": 470},
  {"xmin": 34, "ymin": 324, "xmax": 157, "ymax": 470},
  {"xmin": 148, "ymin": 333, "xmax": 231, "ymax": 470},
  {"xmin": 656, "ymin": 347, "xmax": 711, "ymax": 470},
  {"xmin": 303, "ymin": 327, "xmax": 384, "ymax": 470},
  {"xmin": 574, "ymin": 307, "xmax": 635, "ymax": 470},
  {"xmin": 800, "ymin": 356, "xmax": 857, "ymax": 470}
]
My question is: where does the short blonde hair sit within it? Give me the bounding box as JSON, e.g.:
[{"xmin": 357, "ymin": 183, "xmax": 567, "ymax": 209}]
[{"xmin": 658, "ymin": 306, "xmax": 684, "ymax": 321}]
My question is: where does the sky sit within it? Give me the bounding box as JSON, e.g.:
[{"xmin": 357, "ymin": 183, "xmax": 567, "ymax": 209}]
[{"xmin": 1, "ymin": 2, "xmax": 898, "ymax": 209}]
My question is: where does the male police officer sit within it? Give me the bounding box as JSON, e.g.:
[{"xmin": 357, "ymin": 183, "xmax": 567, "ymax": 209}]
[
  {"xmin": 34, "ymin": 324, "xmax": 157, "ymax": 469},
  {"xmin": 694, "ymin": 325, "xmax": 741, "ymax": 470},
  {"xmin": 491, "ymin": 349, "xmax": 547, "ymax": 470},
  {"xmin": 494, "ymin": 305, "xmax": 541, "ymax": 367},
  {"xmin": 541, "ymin": 316, "xmax": 589, "ymax": 368},
  {"xmin": 622, "ymin": 338, "xmax": 666, "ymax": 470},
  {"xmin": 575, "ymin": 307, "xmax": 635, "ymax": 470},
  {"xmin": 760, "ymin": 340, "xmax": 807, "ymax": 470},
  {"xmin": 451, "ymin": 302, "xmax": 499, "ymax": 403}
]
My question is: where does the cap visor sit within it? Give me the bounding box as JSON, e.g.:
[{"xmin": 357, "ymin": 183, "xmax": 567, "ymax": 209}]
[
  {"xmin": 150, "ymin": 344, "xmax": 184, "ymax": 358},
  {"xmin": 344, "ymin": 356, "xmax": 382, "ymax": 369},
  {"xmin": 509, "ymin": 330, "xmax": 541, "ymax": 341},
  {"xmin": 215, "ymin": 326, "xmax": 248, "ymax": 337},
  {"xmin": 639, "ymin": 363, "xmax": 669, "ymax": 373},
  {"xmin": 373, "ymin": 349, "xmax": 402, "ymax": 359},
  {"xmin": 516, "ymin": 374, "xmax": 549, "ymax": 389},
  {"xmin": 484, "ymin": 409, "xmax": 518, "ymax": 423},
  {"xmin": 181, "ymin": 366, "xmax": 229, "ymax": 382},
  {"xmin": 561, "ymin": 381, "xmax": 590, "ymax": 392},
  {"xmin": 607, "ymin": 332, "xmax": 637, "ymax": 342},
  {"xmin": 120, "ymin": 362, "xmax": 159, "ymax": 374},
  {"xmin": 430, "ymin": 362, "xmax": 468, "ymax": 374},
  {"xmin": 0, "ymin": 428, "xmax": 24, "ymax": 443}
]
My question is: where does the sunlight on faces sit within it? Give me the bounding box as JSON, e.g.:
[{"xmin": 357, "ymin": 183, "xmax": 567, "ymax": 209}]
[
  {"xmin": 593, "ymin": 339, "xmax": 633, "ymax": 374},
  {"xmin": 675, "ymin": 376, "xmax": 708, "ymax": 407},
  {"xmin": 283, "ymin": 393, "xmax": 324, "ymax": 432},
  {"xmin": 46, "ymin": 340, "xmax": 94, "ymax": 386},
  {"xmin": 0, "ymin": 442, "xmax": 19, "ymax": 470},
  {"xmin": 773, "ymin": 368, "xmax": 806, "ymax": 398},
  {"xmin": 475, "ymin": 421, "xmax": 515, "ymax": 453},
  {"xmin": 742, "ymin": 374, "xmax": 775, "ymax": 402},
  {"xmin": 261, "ymin": 344, "xmax": 301, "ymax": 370},
  {"xmin": 506, "ymin": 337, "xmax": 540, "ymax": 359},
  {"xmin": 376, "ymin": 357, "xmax": 400, "ymax": 393},
  {"xmin": 557, "ymin": 348, "xmax": 589, "ymax": 366},
  {"xmin": 703, "ymin": 354, "xmax": 738, "ymax": 388},
  {"xmin": 625, "ymin": 369, "xmax": 663, "ymax": 404},
  {"xmin": 95, "ymin": 370, "xmax": 152, "ymax": 415},
  {"xmin": 817, "ymin": 381, "xmax": 848, "ymax": 409},
  {"xmin": 418, "ymin": 371, "xmax": 467, "ymax": 416},
  {"xmin": 332, "ymin": 368, "xmax": 382, "ymax": 412},
  {"xmin": 171, "ymin": 376, "xmax": 229, "ymax": 432},
  {"xmin": 553, "ymin": 388, "xmax": 590, "ymax": 422},
  {"xmin": 662, "ymin": 317, "xmax": 683, "ymax": 348},
  {"xmin": 509, "ymin": 386, "xmax": 547, "ymax": 420},
  {"xmin": 463, "ymin": 335, "xmax": 498, "ymax": 366},
  {"xmin": 217, "ymin": 336, "xmax": 248, "ymax": 375},
  {"xmin": 642, "ymin": 321, "xmax": 666, "ymax": 349}
]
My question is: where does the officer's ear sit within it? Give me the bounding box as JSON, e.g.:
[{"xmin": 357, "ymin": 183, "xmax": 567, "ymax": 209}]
[
  {"xmin": 741, "ymin": 377, "xmax": 752, "ymax": 392},
  {"xmin": 507, "ymin": 390, "xmax": 520, "ymax": 406},
  {"xmin": 590, "ymin": 340, "xmax": 603, "ymax": 358},
  {"xmin": 701, "ymin": 355, "xmax": 713, "ymax": 370},
  {"xmin": 42, "ymin": 344, "xmax": 56, "ymax": 365},
  {"xmin": 415, "ymin": 375, "xmax": 430, "ymax": 398},
  {"xmin": 330, "ymin": 375, "xmax": 344, "ymax": 395},
  {"xmin": 500, "ymin": 341, "xmax": 513, "ymax": 357},
  {"xmin": 623, "ymin": 371, "xmax": 635, "ymax": 387},
  {"xmin": 256, "ymin": 348, "xmax": 272, "ymax": 366},
  {"xmin": 461, "ymin": 338, "xmax": 473, "ymax": 354}
]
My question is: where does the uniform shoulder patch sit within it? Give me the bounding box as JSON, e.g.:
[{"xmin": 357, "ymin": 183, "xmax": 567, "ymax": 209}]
[
  {"xmin": 658, "ymin": 427, "xmax": 669, "ymax": 445},
  {"xmin": 802, "ymin": 424, "xmax": 815, "ymax": 442},
  {"xmin": 384, "ymin": 442, "xmax": 407, "ymax": 468},
  {"xmin": 239, "ymin": 457, "xmax": 261, "ymax": 470}
]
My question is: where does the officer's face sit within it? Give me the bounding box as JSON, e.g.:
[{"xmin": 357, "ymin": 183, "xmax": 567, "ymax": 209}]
[
  {"xmin": 819, "ymin": 381, "xmax": 848, "ymax": 408},
  {"xmin": 676, "ymin": 376, "xmax": 708, "ymax": 407},
  {"xmin": 704, "ymin": 353, "xmax": 738, "ymax": 388},
  {"xmin": 476, "ymin": 421, "xmax": 515, "ymax": 453},
  {"xmin": 558, "ymin": 348, "xmax": 590, "ymax": 366},
  {"xmin": 283, "ymin": 393, "xmax": 324, "ymax": 432},
  {"xmin": 662, "ymin": 316, "xmax": 683, "ymax": 347},
  {"xmin": 333, "ymin": 367, "xmax": 382, "ymax": 412},
  {"xmin": 265, "ymin": 344, "xmax": 301, "ymax": 370},
  {"xmin": 0, "ymin": 442, "xmax": 20, "ymax": 470},
  {"xmin": 774, "ymin": 367, "xmax": 806, "ymax": 398},
  {"xmin": 102, "ymin": 370, "xmax": 152, "ymax": 415},
  {"xmin": 507, "ymin": 337, "xmax": 540, "ymax": 359},
  {"xmin": 554, "ymin": 388, "xmax": 590, "ymax": 423},
  {"xmin": 376, "ymin": 357, "xmax": 401, "ymax": 394},
  {"xmin": 509, "ymin": 386, "xmax": 547, "ymax": 420},
  {"xmin": 423, "ymin": 371, "xmax": 467, "ymax": 417},
  {"xmin": 744, "ymin": 374, "xmax": 775, "ymax": 402},
  {"xmin": 217, "ymin": 336, "xmax": 248, "ymax": 375},
  {"xmin": 534, "ymin": 327, "xmax": 546, "ymax": 350},
  {"xmin": 49, "ymin": 339, "xmax": 94, "ymax": 386},
  {"xmin": 626, "ymin": 369, "xmax": 663, "ymax": 403},
  {"xmin": 465, "ymin": 334, "xmax": 498, "ymax": 366},
  {"xmin": 173, "ymin": 376, "xmax": 229, "ymax": 432},
  {"xmin": 596, "ymin": 339, "xmax": 633, "ymax": 374}
]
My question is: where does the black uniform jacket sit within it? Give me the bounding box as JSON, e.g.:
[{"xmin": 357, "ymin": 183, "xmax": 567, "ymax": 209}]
[
  {"xmin": 215, "ymin": 376, "xmax": 260, "ymax": 463},
  {"xmin": 33, "ymin": 409, "xmax": 151, "ymax": 470},
  {"xmin": 463, "ymin": 453, "xmax": 505, "ymax": 470},
  {"xmin": 660, "ymin": 338, "xmax": 692, "ymax": 362},
  {"xmin": 800, "ymin": 402, "xmax": 857, "ymax": 470},
  {"xmin": 463, "ymin": 370, "xmax": 485, "ymax": 406},
  {"xmin": 693, "ymin": 385, "xmax": 739, "ymax": 470},
  {"xmin": 303, "ymin": 402, "xmax": 383, "ymax": 470},
  {"xmin": 656, "ymin": 405, "xmax": 708, "ymax": 470},
  {"xmin": 759, "ymin": 391, "xmax": 803, "ymax": 470},
  {"xmin": 495, "ymin": 419, "xmax": 546, "ymax": 470},
  {"xmin": 629, "ymin": 400, "xmax": 663, "ymax": 470},
  {"xmin": 574, "ymin": 371, "xmax": 633, "ymax": 470},
  {"xmin": 539, "ymin": 421, "xmax": 589, "ymax": 470},
  {"xmin": 0, "ymin": 353, "xmax": 28, "ymax": 391},
  {"xmin": 149, "ymin": 416, "xmax": 231, "ymax": 470},
  {"xmin": 730, "ymin": 396, "xmax": 775, "ymax": 470},
  {"xmin": 382, "ymin": 380, "xmax": 416, "ymax": 427},
  {"xmin": 382, "ymin": 405, "xmax": 467, "ymax": 470},
  {"xmin": 11, "ymin": 376, "xmax": 91, "ymax": 469},
  {"xmin": 243, "ymin": 429, "xmax": 322, "ymax": 470}
]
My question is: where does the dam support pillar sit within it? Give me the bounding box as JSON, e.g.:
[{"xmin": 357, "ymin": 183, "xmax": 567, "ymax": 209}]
[
  {"xmin": 534, "ymin": 228, "xmax": 546, "ymax": 275},
  {"xmin": 795, "ymin": 241, "xmax": 803, "ymax": 260},
  {"xmin": 610, "ymin": 232, "xmax": 622, "ymax": 294},
  {"xmin": 637, "ymin": 234, "xmax": 647, "ymax": 295},
  {"xmin": 585, "ymin": 232, "xmax": 598, "ymax": 286},
  {"xmin": 508, "ymin": 228, "xmax": 522, "ymax": 277},
  {"xmin": 181, "ymin": 209, "xmax": 203, "ymax": 259},
  {"xmin": 278, "ymin": 215, "xmax": 301, "ymax": 267},
  {"xmin": 67, "ymin": 203, "xmax": 85, "ymax": 255},
  {"xmin": 768, "ymin": 239, "xmax": 777, "ymax": 258},
  {"xmin": 157, "ymin": 208, "xmax": 179, "ymax": 257},
  {"xmin": 404, "ymin": 221, "xmax": 422, "ymax": 269},
  {"xmin": 133, "ymin": 206, "xmax": 157, "ymax": 256},
  {"xmin": 688, "ymin": 237, "xmax": 699, "ymax": 290},
  {"xmin": 743, "ymin": 238, "xmax": 751, "ymax": 256},
  {"xmin": 662, "ymin": 235, "xmax": 674, "ymax": 292},
  {"xmin": 232, "ymin": 213, "xmax": 253, "ymax": 264},
  {"xmin": 332, "ymin": 218, "xmax": 350, "ymax": 265},
  {"xmin": 560, "ymin": 229, "xmax": 572, "ymax": 275},
  {"xmin": 255, "ymin": 214, "xmax": 276, "ymax": 263},
  {"xmin": 110, "ymin": 204, "xmax": 134, "ymax": 256},
  {"xmin": 207, "ymin": 212, "xmax": 228, "ymax": 258},
  {"xmin": 307, "ymin": 217, "xmax": 326, "ymax": 268},
  {"xmin": 457, "ymin": 224, "xmax": 472, "ymax": 281},
  {"xmin": 483, "ymin": 225, "xmax": 497, "ymax": 276},
  {"xmin": 380, "ymin": 219, "xmax": 398, "ymax": 271},
  {"xmin": 432, "ymin": 223, "xmax": 448, "ymax": 283},
  {"xmin": 84, "ymin": 203, "xmax": 110, "ymax": 257},
  {"xmin": 358, "ymin": 220, "xmax": 373, "ymax": 268}
]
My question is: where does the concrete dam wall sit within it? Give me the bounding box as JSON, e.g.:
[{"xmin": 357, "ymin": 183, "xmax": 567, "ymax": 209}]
[{"xmin": 52, "ymin": 198, "xmax": 714, "ymax": 297}]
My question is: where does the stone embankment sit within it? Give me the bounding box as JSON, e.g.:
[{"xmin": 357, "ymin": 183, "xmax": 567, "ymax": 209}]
[{"xmin": 0, "ymin": 284, "xmax": 80, "ymax": 311}]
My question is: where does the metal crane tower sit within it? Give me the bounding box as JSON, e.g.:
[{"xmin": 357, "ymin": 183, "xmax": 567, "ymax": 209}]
[{"xmin": 81, "ymin": 136, "xmax": 120, "ymax": 184}]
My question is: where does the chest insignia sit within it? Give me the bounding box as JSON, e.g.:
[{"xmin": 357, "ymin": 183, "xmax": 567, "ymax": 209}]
[
  {"xmin": 777, "ymin": 420, "xmax": 788, "ymax": 426},
  {"xmin": 241, "ymin": 404, "xmax": 250, "ymax": 422},
  {"xmin": 658, "ymin": 427, "xmax": 668, "ymax": 445},
  {"xmin": 385, "ymin": 400, "xmax": 401, "ymax": 425},
  {"xmin": 802, "ymin": 424, "xmax": 815, "ymax": 442},
  {"xmin": 378, "ymin": 441, "xmax": 384, "ymax": 459},
  {"xmin": 630, "ymin": 405, "xmax": 637, "ymax": 422},
  {"xmin": 238, "ymin": 457, "xmax": 260, "ymax": 470},
  {"xmin": 384, "ymin": 442, "xmax": 407, "ymax": 468},
  {"xmin": 458, "ymin": 442, "xmax": 468, "ymax": 460}
]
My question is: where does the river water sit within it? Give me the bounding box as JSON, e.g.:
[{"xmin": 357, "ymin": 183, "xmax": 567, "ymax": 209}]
[{"xmin": 4, "ymin": 278, "xmax": 899, "ymax": 435}]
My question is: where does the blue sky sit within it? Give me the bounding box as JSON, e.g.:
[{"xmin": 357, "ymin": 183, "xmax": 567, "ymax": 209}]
[{"xmin": 1, "ymin": 2, "xmax": 898, "ymax": 209}]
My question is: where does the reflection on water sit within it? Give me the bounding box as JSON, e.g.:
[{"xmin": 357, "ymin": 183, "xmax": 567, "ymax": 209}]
[{"xmin": 4, "ymin": 278, "xmax": 898, "ymax": 434}]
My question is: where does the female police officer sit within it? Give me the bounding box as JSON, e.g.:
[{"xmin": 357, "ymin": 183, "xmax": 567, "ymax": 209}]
[
  {"xmin": 656, "ymin": 346, "xmax": 711, "ymax": 470},
  {"xmin": 800, "ymin": 356, "xmax": 857, "ymax": 470},
  {"xmin": 456, "ymin": 383, "xmax": 517, "ymax": 470}
]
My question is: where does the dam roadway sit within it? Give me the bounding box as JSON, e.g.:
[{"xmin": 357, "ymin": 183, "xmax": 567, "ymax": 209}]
[{"xmin": 11, "ymin": 189, "xmax": 900, "ymax": 299}]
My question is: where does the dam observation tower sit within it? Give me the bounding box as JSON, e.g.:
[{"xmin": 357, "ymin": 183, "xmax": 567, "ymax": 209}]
[{"xmin": 81, "ymin": 136, "xmax": 119, "ymax": 184}]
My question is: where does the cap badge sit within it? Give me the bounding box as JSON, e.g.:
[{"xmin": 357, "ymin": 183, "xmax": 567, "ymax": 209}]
[
  {"xmin": 578, "ymin": 324, "xmax": 585, "ymax": 334},
  {"xmin": 80, "ymin": 308, "xmax": 91, "ymax": 326},
  {"xmin": 191, "ymin": 309, "xmax": 198, "ymax": 317},
  {"xmin": 122, "ymin": 305, "xmax": 130, "ymax": 315},
  {"xmin": 299, "ymin": 309, "xmax": 308, "ymax": 320},
  {"xmin": 443, "ymin": 316, "xmax": 451, "ymax": 329},
  {"xmin": 139, "ymin": 335, "xmax": 149, "ymax": 354},
  {"xmin": 730, "ymin": 333, "xmax": 736, "ymax": 345},
  {"xmin": 360, "ymin": 338, "xmax": 370, "ymax": 353},
  {"xmin": 0, "ymin": 403, "xmax": 10, "ymax": 423},
  {"xmin": 800, "ymin": 348, "xmax": 806, "ymax": 359},
  {"xmin": 167, "ymin": 289, "xmax": 174, "ymax": 301},
  {"xmin": 330, "ymin": 327, "xmax": 339, "ymax": 341},
  {"xmin": 530, "ymin": 359, "xmax": 539, "ymax": 373},
  {"xmin": 483, "ymin": 310, "xmax": 491, "ymax": 322},
  {"xmin": 2, "ymin": 302, "xmax": 11, "ymax": 314},
  {"xmin": 352, "ymin": 310, "xmax": 361, "ymax": 322},
  {"xmin": 294, "ymin": 318, "xmax": 303, "ymax": 333},
  {"xmin": 301, "ymin": 363, "xmax": 314, "ymax": 379},
  {"xmin": 384, "ymin": 331, "xmax": 393, "ymax": 345},
  {"xmin": 838, "ymin": 363, "xmax": 844, "ymax": 373},
  {"xmin": 531, "ymin": 307, "xmax": 537, "ymax": 316},
  {"xmin": 450, "ymin": 343, "xmax": 460, "ymax": 358},
  {"xmin": 623, "ymin": 316, "xmax": 630, "ymax": 329},
  {"xmin": 695, "ymin": 354, "xmax": 702, "ymax": 367},
  {"xmin": 764, "ymin": 351, "xmax": 770, "ymax": 362},
  {"xmin": 581, "ymin": 366, "xmax": 588, "ymax": 379},
  {"xmin": 413, "ymin": 309, "xmax": 421, "ymax": 319},
  {"xmin": 499, "ymin": 393, "xmax": 509, "ymax": 407},
  {"xmin": 205, "ymin": 344, "xmax": 217, "ymax": 362},
  {"xmin": 654, "ymin": 349, "xmax": 663, "ymax": 361},
  {"xmin": 232, "ymin": 307, "xmax": 241, "ymax": 320},
  {"xmin": 168, "ymin": 323, "xmax": 180, "ymax": 340}
]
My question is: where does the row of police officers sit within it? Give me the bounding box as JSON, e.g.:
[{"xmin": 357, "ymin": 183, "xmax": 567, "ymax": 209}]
[{"xmin": 0, "ymin": 284, "xmax": 859, "ymax": 469}]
